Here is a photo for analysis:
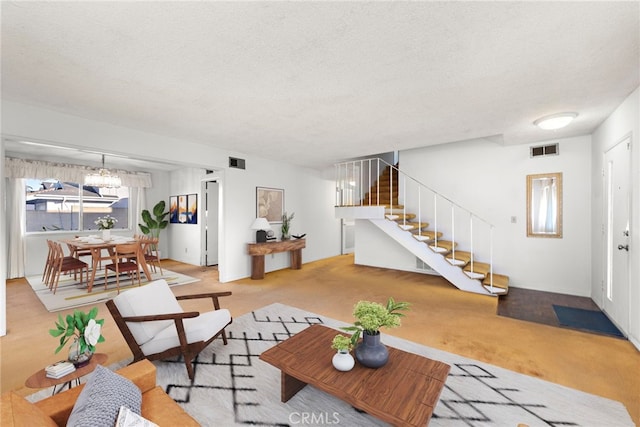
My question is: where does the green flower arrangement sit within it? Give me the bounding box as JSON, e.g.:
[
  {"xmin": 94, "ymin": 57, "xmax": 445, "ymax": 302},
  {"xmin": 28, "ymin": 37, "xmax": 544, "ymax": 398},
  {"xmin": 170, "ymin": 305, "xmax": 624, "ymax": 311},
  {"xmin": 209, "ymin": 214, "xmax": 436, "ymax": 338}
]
[
  {"xmin": 342, "ymin": 297, "xmax": 410, "ymax": 347},
  {"xmin": 49, "ymin": 307, "xmax": 105, "ymax": 355},
  {"xmin": 331, "ymin": 334, "xmax": 353, "ymax": 352}
]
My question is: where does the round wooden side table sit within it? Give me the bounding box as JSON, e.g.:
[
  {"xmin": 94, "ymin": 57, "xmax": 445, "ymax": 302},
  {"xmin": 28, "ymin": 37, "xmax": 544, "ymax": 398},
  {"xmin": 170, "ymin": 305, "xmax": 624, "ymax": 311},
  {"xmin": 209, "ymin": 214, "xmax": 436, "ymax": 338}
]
[{"xmin": 25, "ymin": 353, "xmax": 108, "ymax": 395}]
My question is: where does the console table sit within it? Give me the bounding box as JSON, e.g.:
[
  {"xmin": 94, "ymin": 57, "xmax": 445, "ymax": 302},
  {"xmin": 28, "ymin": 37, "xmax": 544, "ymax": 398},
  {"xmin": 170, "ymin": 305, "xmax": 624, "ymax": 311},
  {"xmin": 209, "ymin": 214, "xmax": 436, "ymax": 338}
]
[{"xmin": 247, "ymin": 239, "xmax": 306, "ymax": 280}]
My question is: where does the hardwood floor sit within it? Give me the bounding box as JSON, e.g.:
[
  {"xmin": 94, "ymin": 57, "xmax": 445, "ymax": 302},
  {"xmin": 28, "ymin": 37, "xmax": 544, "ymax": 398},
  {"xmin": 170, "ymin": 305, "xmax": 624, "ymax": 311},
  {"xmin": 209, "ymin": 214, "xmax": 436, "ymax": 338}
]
[{"xmin": 2, "ymin": 255, "xmax": 638, "ymax": 424}]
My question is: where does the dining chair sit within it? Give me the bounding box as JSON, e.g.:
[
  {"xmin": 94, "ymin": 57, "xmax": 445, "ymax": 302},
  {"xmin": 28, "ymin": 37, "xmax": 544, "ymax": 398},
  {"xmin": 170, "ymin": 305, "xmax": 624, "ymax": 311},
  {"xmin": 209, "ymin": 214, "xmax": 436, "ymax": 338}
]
[
  {"xmin": 49, "ymin": 241, "xmax": 89, "ymax": 294},
  {"xmin": 104, "ymin": 242, "xmax": 142, "ymax": 294},
  {"xmin": 139, "ymin": 235, "xmax": 163, "ymax": 275},
  {"xmin": 44, "ymin": 239, "xmax": 77, "ymax": 288},
  {"xmin": 67, "ymin": 237, "xmax": 101, "ymax": 269}
]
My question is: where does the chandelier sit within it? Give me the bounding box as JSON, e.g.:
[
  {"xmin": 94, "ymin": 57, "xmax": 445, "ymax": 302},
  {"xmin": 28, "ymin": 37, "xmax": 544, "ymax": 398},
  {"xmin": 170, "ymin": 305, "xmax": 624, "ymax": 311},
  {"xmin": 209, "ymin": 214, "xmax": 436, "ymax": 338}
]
[{"xmin": 84, "ymin": 154, "xmax": 122, "ymax": 188}]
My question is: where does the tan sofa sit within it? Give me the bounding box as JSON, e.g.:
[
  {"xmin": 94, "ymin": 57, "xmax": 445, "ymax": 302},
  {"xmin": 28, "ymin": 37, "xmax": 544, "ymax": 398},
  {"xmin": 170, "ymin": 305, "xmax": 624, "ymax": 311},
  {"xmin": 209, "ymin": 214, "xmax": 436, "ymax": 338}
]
[{"xmin": 1, "ymin": 359, "xmax": 199, "ymax": 426}]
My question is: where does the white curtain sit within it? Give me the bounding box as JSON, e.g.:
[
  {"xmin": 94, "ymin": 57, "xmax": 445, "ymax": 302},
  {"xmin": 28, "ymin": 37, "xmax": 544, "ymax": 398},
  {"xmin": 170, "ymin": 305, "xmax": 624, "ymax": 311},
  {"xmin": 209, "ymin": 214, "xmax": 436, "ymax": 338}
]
[
  {"xmin": 6, "ymin": 178, "xmax": 26, "ymax": 278},
  {"xmin": 134, "ymin": 187, "xmax": 148, "ymax": 235},
  {"xmin": 4, "ymin": 157, "xmax": 153, "ymax": 278},
  {"xmin": 4, "ymin": 157, "xmax": 152, "ymax": 188}
]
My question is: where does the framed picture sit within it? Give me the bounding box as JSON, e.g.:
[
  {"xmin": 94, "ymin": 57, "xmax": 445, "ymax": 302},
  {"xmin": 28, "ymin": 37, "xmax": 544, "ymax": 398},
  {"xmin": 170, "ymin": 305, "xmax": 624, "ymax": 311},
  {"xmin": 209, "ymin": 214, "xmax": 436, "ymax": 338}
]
[
  {"xmin": 256, "ymin": 187, "xmax": 284, "ymax": 223},
  {"xmin": 187, "ymin": 193, "xmax": 198, "ymax": 224},
  {"xmin": 178, "ymin": 195, "xmax": 188, "ymax": 223},
  {"xmin": 169, "ymin": 196, "xmax": 178, "ymax": 224}
]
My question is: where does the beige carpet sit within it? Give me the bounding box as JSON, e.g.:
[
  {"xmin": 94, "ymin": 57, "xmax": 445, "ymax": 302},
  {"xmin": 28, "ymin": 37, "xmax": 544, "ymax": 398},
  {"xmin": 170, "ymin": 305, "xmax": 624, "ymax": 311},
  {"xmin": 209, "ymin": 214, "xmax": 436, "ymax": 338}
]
[{"xmin": 26, "ymin": 268, "xmax": 199, "ymax": 312}]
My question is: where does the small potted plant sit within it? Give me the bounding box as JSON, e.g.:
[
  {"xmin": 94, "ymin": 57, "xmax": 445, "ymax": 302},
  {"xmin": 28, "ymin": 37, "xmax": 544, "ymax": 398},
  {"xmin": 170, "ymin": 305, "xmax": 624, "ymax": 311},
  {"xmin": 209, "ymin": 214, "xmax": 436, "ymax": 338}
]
[
  {"xmin": 342, "ymin": 297, "xmax": 410, "ymax": 368},
  {"xmin": 331, "ymin": 334, "xmax": 355, "ymax": 372},
  {"xmin": 49, "ymin": 307, "xmax": 105, "ymax": 367},
  {"xmin": 281, "ymin": 211, "xmax": 294, "ymax": 240}
]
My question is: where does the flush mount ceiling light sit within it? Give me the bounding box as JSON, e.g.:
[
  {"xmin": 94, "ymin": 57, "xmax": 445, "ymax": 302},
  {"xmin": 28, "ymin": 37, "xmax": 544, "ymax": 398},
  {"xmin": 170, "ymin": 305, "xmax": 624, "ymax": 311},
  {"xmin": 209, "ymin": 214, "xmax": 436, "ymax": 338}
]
[
  {"xmin": 84, "ymin": 154, "xmax": 122, "ymax": 188},
  {"xmin": 533, "ymin": 112, "xmax": 578, "ymax": 130}
]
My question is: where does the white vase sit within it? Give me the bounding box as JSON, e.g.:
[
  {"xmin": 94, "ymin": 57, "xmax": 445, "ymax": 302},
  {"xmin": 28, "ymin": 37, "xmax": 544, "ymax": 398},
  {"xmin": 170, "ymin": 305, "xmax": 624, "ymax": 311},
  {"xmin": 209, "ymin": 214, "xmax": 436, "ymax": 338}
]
[
  {"xmin": 102, "ymin": 229, "xmax": 111, "ymax": 241},
  {"xmin": 332, "ymin": 350, "xmax": 355, "ymax": 372}
]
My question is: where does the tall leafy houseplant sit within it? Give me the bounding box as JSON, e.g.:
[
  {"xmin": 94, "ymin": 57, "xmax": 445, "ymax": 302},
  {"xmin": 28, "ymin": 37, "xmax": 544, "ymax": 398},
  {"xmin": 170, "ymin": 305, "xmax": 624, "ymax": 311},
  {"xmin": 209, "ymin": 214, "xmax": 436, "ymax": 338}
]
[{"xmin": 139, "ymin": 200, "xmax": 169, "ymax": 238}]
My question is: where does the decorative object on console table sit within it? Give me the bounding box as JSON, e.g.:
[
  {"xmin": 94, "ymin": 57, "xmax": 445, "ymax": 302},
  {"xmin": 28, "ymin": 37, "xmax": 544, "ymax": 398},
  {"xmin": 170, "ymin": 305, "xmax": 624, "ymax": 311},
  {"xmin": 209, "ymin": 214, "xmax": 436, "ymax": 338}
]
[
  {"xmin": 250, "ymin": 217, "xmax": 271, "ymax": 243},
  {"xmin": 281, "ymin": 211, "xmax": 294, "ymax": 240},
  {"xmin": 49, "ymin": 307, "xmax": 105, "ymax": 368},
  {"xmin": 247, "ymin": 238, "xmax": 306, "ymax": 280},
  {"xmin": 343, "ymin": 297, "xmax": 410, "ymax": 368}
]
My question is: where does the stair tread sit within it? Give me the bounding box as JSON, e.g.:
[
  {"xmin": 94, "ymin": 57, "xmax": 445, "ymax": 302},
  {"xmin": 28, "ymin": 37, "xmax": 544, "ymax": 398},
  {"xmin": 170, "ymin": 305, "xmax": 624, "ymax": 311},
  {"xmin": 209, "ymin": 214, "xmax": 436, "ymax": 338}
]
[
  {"xmin": 446, "ymin": 250, "xmax": 472, "ymax": 263},
  {"xmin": 397, "ymin": 222, "xmax": 429, "ymax": 231},
  {"xmin": 428, "ymin": 240, "xmax": 457, "ymax": 255},
  {"xmin": 463, "ymin": 262, "xmax": 491, "ymax": 274},
  {"xmin": 412, "ymin": 230, "xmax": 443, "ymax": 239},
  {"xmin": 386, "ymin": 213, "xmax": 416, "ymax": 221},
  {"xmin": 483, "ymin": 273, "xmax": 509, "ymax": 288}
]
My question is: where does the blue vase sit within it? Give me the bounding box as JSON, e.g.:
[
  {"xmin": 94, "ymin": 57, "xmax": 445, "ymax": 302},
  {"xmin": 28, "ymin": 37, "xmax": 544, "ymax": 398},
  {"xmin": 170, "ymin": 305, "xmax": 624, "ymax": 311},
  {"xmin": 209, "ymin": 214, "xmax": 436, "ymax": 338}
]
[{"xmin": 355, "ymin": 331, "xmax": 389, "ymax": 368}]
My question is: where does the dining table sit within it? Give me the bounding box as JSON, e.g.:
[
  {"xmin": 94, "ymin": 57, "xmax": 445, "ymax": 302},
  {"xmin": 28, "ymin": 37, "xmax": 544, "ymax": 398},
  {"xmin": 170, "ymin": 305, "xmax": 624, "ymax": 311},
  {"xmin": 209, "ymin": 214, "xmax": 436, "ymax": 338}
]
[{"xmin": 61, "ymin": 236, "xmax": 153, "ymax": 293}]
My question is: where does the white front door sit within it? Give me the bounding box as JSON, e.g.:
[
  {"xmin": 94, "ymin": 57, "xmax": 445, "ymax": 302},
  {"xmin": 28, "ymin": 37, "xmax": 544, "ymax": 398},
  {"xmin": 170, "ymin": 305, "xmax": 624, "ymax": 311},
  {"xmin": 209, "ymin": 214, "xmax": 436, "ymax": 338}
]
[{"xmin": 604, "ymin": 136, "xmax": 631, "ymax": 333}]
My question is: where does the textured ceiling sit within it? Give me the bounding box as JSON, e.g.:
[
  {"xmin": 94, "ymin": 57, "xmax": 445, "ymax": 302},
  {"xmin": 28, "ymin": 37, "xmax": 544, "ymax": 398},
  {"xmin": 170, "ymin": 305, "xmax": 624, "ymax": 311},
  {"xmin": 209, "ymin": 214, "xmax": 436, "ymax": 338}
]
[{"xmin": 2, "ymin": 1, "xmax": 639, "ymax": 170}]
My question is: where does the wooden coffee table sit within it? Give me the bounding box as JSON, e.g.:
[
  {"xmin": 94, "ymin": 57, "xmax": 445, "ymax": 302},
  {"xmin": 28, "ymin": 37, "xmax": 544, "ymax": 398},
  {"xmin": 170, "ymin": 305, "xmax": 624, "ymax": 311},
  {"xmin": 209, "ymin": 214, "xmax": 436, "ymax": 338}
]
[
  {"xmin": 25, "ymin": 353, "xmax": 108, "ymax": 395},
  {"xmin": 259, "ymin": 325, "xmax": 450, "ymax": 426}
]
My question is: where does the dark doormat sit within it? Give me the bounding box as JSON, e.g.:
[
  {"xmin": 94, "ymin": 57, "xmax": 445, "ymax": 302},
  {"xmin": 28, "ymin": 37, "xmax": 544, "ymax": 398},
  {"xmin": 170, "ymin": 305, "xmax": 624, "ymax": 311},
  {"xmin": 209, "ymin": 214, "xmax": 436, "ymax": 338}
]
[{"xmin": 552, "ymin": 305, "xmax": 625, "ymax": 338}]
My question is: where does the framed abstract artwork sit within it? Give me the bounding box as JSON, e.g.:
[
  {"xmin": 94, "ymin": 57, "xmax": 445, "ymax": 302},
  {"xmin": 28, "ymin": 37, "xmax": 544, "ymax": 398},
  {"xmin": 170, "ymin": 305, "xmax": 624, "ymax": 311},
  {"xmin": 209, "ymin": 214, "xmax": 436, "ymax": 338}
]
[
  {"xmin": 187, "ymin": 193, "xmax": 198, "ymax": 224},
  {"xmin": 169, "ymin": 196, "xmax": 178, "ymax": 224},
  {"xmin": 178, "ymin": 195, "xmax": 187, "ymax": 223},
  {"xmin": 256, "ymin": 187, "xmax": 284, "ymax": 223}
]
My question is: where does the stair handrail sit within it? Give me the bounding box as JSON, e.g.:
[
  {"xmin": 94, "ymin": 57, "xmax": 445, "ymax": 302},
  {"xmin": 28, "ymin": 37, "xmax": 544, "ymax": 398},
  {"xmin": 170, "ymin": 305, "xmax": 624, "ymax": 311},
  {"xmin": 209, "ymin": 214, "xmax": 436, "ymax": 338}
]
[
  {"xmin": 336, "ymin": 157, "xmax": 496, "ymax": 290},
  {"xmin": 336, "ymin": 158, "xmax": 494, "ymax": 228}
]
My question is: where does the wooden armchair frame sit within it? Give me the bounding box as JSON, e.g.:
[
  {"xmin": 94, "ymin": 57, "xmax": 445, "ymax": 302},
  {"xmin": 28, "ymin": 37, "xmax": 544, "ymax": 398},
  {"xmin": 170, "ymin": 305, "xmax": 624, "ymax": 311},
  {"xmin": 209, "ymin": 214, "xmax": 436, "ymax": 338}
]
[{"xmin": 106, "ymin": 291, "xmax": 232, "ymax": 380}]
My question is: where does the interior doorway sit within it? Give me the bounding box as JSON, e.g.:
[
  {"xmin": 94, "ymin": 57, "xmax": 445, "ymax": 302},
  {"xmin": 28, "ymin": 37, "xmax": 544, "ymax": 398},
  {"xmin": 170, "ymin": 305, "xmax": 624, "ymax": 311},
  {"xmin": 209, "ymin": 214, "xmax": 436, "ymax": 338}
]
[
  {"xmin": 603, "ymin": 135, "xmax": 631, "ymax": 334},
  {"xmin": 203, "ymin": 180, "xmax": 219, "ymax": 266}
]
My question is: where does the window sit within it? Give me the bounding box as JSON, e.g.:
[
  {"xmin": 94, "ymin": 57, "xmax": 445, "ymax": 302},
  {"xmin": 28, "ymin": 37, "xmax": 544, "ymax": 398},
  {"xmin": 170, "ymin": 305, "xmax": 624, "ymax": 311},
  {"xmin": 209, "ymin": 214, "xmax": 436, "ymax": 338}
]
[{"xmin": 25, "ymin": 179, "xmax": 129, "ymax": 232}]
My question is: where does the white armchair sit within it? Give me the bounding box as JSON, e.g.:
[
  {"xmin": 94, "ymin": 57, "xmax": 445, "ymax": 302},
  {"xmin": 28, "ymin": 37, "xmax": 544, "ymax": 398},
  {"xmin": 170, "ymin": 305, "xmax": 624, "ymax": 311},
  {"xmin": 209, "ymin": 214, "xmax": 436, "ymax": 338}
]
[{"xmin": 106, "ymin": 279, "xmax": 232, "ymax": 380}]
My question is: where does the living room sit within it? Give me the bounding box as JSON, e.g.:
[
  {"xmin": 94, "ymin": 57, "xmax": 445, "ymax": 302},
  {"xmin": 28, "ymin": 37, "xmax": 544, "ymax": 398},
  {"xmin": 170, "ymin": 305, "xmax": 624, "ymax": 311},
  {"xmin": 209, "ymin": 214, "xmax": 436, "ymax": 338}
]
[{"xmin": 2, "ymin": 2, "xmax": 639, "ymax": 426}]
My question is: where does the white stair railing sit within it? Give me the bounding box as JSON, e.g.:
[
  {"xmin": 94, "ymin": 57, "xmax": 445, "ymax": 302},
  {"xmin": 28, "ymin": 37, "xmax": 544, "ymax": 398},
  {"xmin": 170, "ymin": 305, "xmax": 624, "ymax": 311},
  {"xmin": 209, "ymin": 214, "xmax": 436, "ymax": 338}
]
[{"xmin": 335, "ymin": 158, "xmax": 496, "ymax": 284}]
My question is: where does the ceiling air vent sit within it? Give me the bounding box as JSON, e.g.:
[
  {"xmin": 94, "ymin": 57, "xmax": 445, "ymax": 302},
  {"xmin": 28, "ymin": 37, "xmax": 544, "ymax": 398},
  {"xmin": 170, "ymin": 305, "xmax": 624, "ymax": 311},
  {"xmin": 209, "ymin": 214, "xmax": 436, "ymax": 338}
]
[
  {"xmin": 229, "ymin": 157, "xmax": 246, "ymax": 170},
  {"xmin": 530, "ymin": 143, "xmax": 559, "ymax": 158}
]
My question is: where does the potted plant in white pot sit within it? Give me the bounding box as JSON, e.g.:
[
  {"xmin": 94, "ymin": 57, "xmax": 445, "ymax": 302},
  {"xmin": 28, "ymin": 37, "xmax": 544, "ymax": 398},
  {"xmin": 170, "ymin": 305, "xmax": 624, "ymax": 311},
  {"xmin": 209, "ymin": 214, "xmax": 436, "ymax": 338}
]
[
  {"xmin": 331, "ymin": 334, "xmax": 355, "ymax": 372},
  {"xmin": 342, "ymin": 297, "xmax": 410, "ymax": 368}
]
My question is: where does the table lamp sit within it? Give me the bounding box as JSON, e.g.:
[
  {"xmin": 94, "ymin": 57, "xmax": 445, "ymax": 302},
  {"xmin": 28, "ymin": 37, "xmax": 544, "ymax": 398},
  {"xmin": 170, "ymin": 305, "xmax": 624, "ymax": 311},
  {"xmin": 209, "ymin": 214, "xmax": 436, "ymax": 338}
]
[{"xmin": 250, "ymin": 217, "xmax": 271, "ymax": 242}]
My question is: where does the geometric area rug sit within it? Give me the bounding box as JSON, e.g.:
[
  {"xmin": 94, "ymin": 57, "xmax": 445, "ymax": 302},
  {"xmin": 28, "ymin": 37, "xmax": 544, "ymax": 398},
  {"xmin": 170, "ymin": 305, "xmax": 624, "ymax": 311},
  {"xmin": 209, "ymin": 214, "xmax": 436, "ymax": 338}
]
[
  {"xmin": 25, "ymin": 268, "xmax": 199, "ymax": 312},
  {"xmin": 150, "ymin": 303, "xmax": 634, "ymax": 426}
]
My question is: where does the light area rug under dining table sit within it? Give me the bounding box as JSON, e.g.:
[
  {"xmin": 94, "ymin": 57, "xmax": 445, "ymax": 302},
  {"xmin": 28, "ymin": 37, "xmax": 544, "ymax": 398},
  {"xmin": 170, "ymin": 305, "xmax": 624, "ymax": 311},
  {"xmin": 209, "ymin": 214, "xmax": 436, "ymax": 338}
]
[
  {"xmin": 30, "ymin": 303, "xmax": 633, "ymax": 426},
  {"xmin": 26, "ymin": 267, "xmax": 199, "ymax": 312}
]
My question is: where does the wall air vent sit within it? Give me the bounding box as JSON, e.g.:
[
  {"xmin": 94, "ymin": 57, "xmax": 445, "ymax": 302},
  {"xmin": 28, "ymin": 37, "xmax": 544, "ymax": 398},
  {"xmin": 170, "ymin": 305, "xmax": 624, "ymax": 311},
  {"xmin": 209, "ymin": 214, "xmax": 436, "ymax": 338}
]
[
  {"xmin": 229, "ymin": 157, "xmax": 246, "ymax": 170},
  {"xmin": 530, "ymin": 143, "xmax": 559, "ymax": 158}
]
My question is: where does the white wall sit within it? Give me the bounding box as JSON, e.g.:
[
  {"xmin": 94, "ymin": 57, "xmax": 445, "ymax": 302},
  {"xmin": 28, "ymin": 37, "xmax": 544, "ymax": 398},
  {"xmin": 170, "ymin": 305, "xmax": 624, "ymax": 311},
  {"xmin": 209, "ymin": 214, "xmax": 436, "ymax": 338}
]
[
  {"xmin": 220, "ymin": 153, "xmax": 342, "ymax": 282},
  {"xmin": 591, "ymin": 86, "xmax": 640, "ymax": 349},
  {"xmin": 394, "ymin": 135, "xmax": 593, "ymax": 296},
  {"xmin": 1, "ymin": 138, "xmax": 6, "ymax": 336},
  {"xmin": 1, "ymin": 101, "xmax": 342, "ymax": 286},
  {"xmin": 166, "ymin": 167, "xmax": 207, "ymax": 266}
]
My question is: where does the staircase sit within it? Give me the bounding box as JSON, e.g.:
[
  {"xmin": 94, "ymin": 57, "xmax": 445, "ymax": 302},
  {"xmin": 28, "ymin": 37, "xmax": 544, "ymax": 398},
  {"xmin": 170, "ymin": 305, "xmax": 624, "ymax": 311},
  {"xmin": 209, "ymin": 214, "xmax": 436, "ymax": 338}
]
[{"xmin": 335, "ymin": 159, "xmax": 509, "ymax": 296}]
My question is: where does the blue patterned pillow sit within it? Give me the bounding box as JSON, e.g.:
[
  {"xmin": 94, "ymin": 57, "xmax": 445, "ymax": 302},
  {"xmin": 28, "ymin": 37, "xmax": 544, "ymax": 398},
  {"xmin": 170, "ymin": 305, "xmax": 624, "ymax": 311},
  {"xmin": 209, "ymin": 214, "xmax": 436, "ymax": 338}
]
[{"xmin": 67, "ymin": 365, "xmax": 142, "ymax": 427}]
